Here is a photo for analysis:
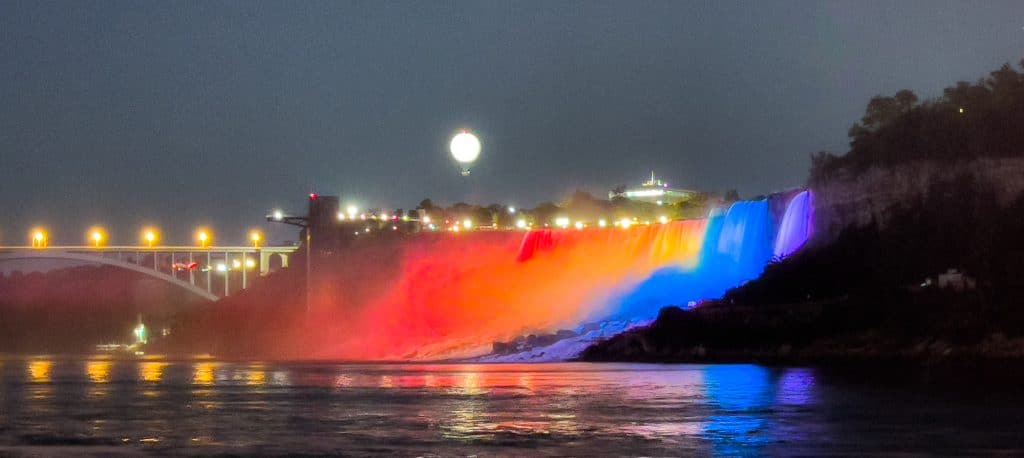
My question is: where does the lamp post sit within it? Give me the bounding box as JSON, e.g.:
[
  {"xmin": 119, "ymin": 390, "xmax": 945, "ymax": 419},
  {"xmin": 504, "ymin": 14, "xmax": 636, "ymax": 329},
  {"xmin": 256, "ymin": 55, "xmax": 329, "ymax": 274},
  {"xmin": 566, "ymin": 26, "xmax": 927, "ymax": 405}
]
[{"xmin": 267, "ymin": 206, "xmax": 311, "ymax": 313}]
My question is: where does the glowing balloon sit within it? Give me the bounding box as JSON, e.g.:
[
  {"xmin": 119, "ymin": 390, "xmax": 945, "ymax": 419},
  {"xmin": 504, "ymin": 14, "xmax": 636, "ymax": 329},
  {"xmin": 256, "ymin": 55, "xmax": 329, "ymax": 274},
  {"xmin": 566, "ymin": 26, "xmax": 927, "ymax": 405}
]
[{"xmin": 450, "ymin": 130, "xmax": 481, "ymax": 175}]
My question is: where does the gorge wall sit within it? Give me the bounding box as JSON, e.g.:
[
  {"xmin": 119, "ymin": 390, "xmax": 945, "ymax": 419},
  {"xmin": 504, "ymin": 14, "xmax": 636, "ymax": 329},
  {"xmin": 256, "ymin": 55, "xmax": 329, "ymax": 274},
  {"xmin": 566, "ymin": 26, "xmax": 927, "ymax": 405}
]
[{"xmin": 811, "ymin": 157, "xmax": 1024, "ymax": 241}]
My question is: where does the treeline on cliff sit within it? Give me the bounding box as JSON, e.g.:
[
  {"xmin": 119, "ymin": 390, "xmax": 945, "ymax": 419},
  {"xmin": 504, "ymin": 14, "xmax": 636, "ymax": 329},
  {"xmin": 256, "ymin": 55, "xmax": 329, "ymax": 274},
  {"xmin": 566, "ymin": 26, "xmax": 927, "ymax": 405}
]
[{"xmin": 810, "ymin": 59, "xmax": 1024, "ymax": 184}]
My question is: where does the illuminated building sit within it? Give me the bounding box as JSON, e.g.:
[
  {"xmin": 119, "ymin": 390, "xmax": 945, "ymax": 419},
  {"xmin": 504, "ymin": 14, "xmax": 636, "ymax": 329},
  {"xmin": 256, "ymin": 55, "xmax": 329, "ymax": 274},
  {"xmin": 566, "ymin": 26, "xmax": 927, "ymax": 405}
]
[{"xmin": 609, "ymin": 171, "xmax": 696, "ymax": 205}]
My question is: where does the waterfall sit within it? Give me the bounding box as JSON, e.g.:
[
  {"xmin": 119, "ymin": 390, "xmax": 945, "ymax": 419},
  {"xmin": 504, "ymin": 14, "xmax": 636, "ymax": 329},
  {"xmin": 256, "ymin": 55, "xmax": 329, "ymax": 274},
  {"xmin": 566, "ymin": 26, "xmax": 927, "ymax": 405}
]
[{"xmin": 773, "ymin": 190, "xmax": 813, "ymax": 258}]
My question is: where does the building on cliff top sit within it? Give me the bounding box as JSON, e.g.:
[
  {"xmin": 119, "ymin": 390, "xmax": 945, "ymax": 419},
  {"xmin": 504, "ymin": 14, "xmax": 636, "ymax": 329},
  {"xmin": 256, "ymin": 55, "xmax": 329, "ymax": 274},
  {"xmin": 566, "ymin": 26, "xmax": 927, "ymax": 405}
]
[{"xmin": 609, "ymin": 171, "xmax": 697, "ymax": 205}]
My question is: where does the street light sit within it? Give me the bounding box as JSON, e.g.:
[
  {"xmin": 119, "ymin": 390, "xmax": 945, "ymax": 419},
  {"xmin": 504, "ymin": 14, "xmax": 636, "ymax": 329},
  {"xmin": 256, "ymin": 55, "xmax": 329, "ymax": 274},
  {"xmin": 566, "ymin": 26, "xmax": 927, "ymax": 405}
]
[
  {"xmin": 250, "ymin": 230, "xmax": 262, "ymax": 248},
  {"xmin": 30, "ymin": 229, "xmax": 47, "ymax": 248},
  {"xmin": 88, "ymin": 228, "xmax": 105, "ymax": 248},
  {"xmin": 197, "ymin": 230, "xmax": 210, "ymax": 248},
  {"xmin": 142, "ymin": 229, "xmax": 158, "ymax": 248}
]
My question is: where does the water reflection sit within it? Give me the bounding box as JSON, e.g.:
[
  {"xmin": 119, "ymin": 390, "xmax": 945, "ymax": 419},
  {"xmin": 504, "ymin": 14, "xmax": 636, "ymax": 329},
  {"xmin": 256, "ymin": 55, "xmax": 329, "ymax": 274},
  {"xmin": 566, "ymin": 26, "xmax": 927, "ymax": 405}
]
[
  {"xmin": 702, "ymin": 365, "xmax": 773, "ymax": 456},
  {"xmin": 0, "ymin": 361, "xmax": 855, "ymax": 454},
  {"xmin": 777, "ymin": 368, "xmax": 816, "ymax": 406},
  {"xmin": 245, "ymin": 367, "xmax": 266, "ymax": 386},
  {"xmin": 86, "ymin": 360, "xmax": 112, "ymax": 383},
  {"xmin": 140, "ymin": 361, "xmax": 169, "ymax": 383},
  {"xmin": 193, "ymin": 362, "xmax": 217, "ymax": 386},
  {"xmin": 28, "ymin": 359, "xmax": 52, "ymax": 383}
]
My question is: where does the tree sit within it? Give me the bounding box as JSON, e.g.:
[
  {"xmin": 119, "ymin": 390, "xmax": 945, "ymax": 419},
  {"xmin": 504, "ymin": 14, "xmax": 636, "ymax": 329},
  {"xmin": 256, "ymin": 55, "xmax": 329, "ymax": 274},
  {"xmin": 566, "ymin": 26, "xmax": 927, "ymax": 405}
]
[
  {"xmin": 848, "ymin": 89, "xmax": 918, "ymax": 143},
  {"xmin": 808, "ymin": 151, "xmax": 839, "ymax": 184},
  {"xmin": 532, "ymin": 202, "xmax": 561, "ymax": 226}
]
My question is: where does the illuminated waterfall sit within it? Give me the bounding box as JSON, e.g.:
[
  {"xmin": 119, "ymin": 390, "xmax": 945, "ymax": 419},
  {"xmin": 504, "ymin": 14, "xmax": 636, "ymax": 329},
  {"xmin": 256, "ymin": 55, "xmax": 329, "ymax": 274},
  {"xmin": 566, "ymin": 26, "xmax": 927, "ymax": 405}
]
[
  {"xmin": 773, "ymin": 190, "xmax": 813, "ymax": 258},
  {"xmin": 312, "ymin": 192, "xmax": 814, "ymax": 359}
]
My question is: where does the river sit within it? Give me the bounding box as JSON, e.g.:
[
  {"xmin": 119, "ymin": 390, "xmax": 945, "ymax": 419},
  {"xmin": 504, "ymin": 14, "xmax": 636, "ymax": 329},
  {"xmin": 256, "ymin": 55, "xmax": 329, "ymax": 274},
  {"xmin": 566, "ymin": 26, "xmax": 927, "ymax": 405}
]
[{"xmin": 1, "ymin": 358, "xmax": 1022, "ymax": 455}]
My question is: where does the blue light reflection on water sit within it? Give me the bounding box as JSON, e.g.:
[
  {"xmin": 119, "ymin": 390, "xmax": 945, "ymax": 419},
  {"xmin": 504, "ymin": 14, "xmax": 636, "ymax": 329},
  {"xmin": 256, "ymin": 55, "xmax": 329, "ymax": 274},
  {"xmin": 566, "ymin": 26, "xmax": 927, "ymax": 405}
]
[{"xmin": 702, "ymin": 365, "xmax": 775, "ymax": 455}]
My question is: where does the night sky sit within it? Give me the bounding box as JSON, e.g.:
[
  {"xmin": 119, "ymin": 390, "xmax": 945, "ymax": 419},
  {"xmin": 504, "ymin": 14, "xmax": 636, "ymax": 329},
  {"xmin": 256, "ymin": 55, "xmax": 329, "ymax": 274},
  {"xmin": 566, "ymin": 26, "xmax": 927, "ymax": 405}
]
[{"xmin": 2, "ymin": 1, "xmax": 1022, "ymax": 245}]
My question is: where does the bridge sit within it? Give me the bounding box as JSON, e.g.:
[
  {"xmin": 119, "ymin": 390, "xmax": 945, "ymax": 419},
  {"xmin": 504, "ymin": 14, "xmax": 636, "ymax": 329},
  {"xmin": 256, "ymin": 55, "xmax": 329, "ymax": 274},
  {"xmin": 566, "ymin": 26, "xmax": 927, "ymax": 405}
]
[{"xmin": 0, "ymin": 245, "xmax": 298, "ymax": 301}]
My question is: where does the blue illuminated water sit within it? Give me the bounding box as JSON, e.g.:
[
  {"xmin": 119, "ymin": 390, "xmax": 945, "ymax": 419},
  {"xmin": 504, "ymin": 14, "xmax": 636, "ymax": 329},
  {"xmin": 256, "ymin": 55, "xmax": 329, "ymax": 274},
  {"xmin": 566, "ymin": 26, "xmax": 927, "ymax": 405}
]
[
  {"xmin": 611, "ymin": 198, "xmax": 780, "ymax": 319},
  {"xmin": 2, "ymin": 358, "xmax": 1022, "ymax": 455},
  {"xmin": 774, "ymin": 190, "xmax": 814, "ymax": 258}
]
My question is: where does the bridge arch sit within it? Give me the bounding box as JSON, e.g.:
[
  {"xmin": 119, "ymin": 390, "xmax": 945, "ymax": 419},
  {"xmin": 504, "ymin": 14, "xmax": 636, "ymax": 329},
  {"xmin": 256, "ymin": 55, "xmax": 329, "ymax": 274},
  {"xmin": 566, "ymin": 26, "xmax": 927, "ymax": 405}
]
[{"xmin": 0, "ymin": 251, "xmax": 219, "ymax": 302}]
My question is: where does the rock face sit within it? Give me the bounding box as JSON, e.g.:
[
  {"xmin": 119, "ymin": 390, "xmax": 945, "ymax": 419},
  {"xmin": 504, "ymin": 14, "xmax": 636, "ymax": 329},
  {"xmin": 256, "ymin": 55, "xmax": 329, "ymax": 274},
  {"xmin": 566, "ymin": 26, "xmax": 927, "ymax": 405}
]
[{"xmin": 812, "ymin": 157, "xmax": 1024, "ymax": 240}]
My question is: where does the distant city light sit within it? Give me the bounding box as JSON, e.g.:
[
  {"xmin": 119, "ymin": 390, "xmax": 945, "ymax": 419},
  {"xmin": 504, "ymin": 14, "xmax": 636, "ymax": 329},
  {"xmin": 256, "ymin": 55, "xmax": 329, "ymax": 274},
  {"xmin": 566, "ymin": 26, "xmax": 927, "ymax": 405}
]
[
  {"xmin": 232, "ymin": 259, "xmax": 242, "ymax": 269},
  {"xmin": 516, "ymin": 219, "xmax": 527, "ymax": 229},
  {"xmin": 422, "ymin": 215, "xmax": 431, "ymax": 224},
  {"xmin": 250, "ymin": 231, "xmax": 262, "ymax": 248},
  {"xmin": 555, "ymin": 217, "xmax": 570, "ymax": 228},
  {"xmin": 245, "ymin": 258, "xmax": 256, "ymax": 269},
  {"xmin": 508, "ymin": 206, "xmax": 516, "ymax": 214},
  {"xmin": 598, "ymin": 219, "xmax": 607, "ymax": 228},
  {"xmin": 463, "ymin": 219, "xmax": 473, "ymax": 229},
  {"xmin": 574, "ymin": 221, "xmax": 584, "ymax": 230},
  {"xmin": 215, "ymin": 263, "xmax": 227, "ymax": 272},
  {"xmin": 619, "ymin": 218, "xmax": 632, "ymax": 229},
  {"xmin": 337, "ymin": 212, "xmax": 346, "ymax": 221},
  {"xmin": 659, "ymin": 215, "xmax": 668, "ymax": 224},
  {"xmin": 347, "ymin": 205, "xmax": 358, "ymax": 217},
  {"xmin": 272, "ymin": 210, "xmax": 283, "ymax": 221},
  {"xmin": 133, "ymin": 322, "xmax": 147, "ymax": 344},
  {"xmin": 625, "ymin": 189, "xmax": 665, "ymax": 197}
]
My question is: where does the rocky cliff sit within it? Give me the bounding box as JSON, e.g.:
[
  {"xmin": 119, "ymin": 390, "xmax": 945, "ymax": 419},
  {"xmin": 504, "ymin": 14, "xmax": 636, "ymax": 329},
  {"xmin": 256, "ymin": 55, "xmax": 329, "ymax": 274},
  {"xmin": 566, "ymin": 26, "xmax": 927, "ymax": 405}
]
[{"xmin": 812, "ymin": 157, "xmax": 1024, "ymax": 240}]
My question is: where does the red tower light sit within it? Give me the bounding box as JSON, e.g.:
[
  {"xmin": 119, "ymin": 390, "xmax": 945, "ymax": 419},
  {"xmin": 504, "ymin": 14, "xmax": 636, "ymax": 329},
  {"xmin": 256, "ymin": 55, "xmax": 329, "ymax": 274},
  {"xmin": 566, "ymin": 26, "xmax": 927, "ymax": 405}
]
[{"xmin": 309, "ymin": 193, "xmax": 318, "ymax": 200}]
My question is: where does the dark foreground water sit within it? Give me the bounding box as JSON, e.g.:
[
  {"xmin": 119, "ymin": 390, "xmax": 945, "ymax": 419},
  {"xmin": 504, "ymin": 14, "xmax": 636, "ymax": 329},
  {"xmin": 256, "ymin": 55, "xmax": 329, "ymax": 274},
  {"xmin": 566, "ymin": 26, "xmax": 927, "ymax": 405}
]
[{"xmin": 1, "ymin": 359, "xmax": 1023, "ymax": 456}]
